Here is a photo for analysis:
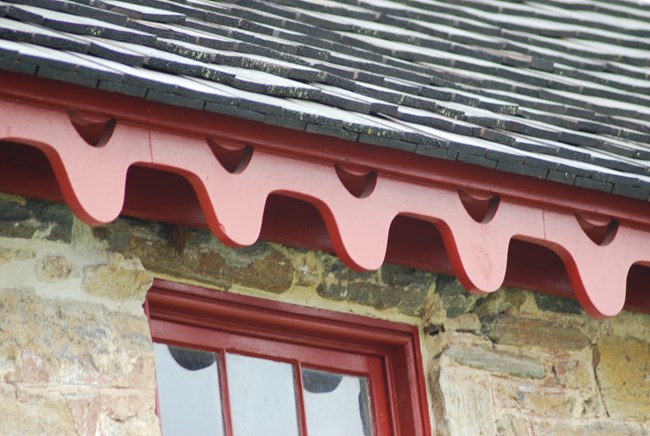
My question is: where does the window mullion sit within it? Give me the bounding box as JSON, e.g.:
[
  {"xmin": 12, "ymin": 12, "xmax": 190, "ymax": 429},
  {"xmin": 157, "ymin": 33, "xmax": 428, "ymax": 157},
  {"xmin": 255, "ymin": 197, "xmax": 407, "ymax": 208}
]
[
  {"xmin": 218, "ymin": 350, "xmax": 235, "ymax": 436},
  {"xmin": 294, "ymin": 361, "xmax": 309, "ymax": 436}
]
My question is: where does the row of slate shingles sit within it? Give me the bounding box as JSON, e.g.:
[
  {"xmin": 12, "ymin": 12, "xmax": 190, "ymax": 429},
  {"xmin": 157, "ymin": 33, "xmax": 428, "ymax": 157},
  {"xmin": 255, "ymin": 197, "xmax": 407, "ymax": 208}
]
[
  {"xmin": 0, "ymin": 0, "xmax": 636, "ymax": 165},
  {"xmin": 3, "ymin": 0, "xmax": 644, "ymax": 152},
  {"xmin": 3, "ymin": 0, "xmax": 650, "ymax": 198},
  {"xmin": 332, "ymin": 0, "xmax": 650, "ymax": 195},
  {"xmin": 74, "ymin": 0, "xmax": 650, "ymax": 165},
  {"xmin": 7, "ymin": 0, "xmax": 644, "ymax": 122},
  {"xmin": 229, "ymin": 1, "xmax": 650, "ymax": 127},
  {"xmin": 137, "ymin": 0, "xmax": 650, "ymax": 131},
  {"xmin": 238, "ymin": 0, "xmax": 648, "ymax": 136},
  {"xmin": 0, "ymin": 2, "xmax": 456, "ymax": 152}
]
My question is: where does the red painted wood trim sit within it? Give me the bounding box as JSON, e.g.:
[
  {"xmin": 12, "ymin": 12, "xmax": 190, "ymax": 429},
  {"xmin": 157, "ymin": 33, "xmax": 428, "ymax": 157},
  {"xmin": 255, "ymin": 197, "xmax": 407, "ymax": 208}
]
[
  {"xmin": 293, "ymin": 362, "xmax": 310, "ymax": 436},
  {"xmin": 1, "ymin": 73, "xmax": 650, "ymax": 317},
  {"xmin": 148, "ymin": 279, "xmax": 430, "ymax": 436},
  {"xmin": 216, "ymin": 351, "xmax": 234, "ymax": 436}
]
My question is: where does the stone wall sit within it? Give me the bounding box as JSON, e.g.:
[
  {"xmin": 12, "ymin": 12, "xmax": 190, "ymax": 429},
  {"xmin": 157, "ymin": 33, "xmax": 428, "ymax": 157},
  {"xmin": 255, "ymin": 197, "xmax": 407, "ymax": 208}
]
[
  {"xmin": 1, "ymin": 194, "xmax": 649, "ymax": 435},
  {"xmin": 0, "ymin": 195, "xmax": 158, "ymax": 435}
]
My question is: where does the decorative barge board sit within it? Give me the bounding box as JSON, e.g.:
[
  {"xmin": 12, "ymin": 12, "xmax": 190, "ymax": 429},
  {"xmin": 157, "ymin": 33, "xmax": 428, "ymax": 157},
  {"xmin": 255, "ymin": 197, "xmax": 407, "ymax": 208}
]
[{"xmin": 1, "ymin": 72, "xmax": 649, "ymax": 319}]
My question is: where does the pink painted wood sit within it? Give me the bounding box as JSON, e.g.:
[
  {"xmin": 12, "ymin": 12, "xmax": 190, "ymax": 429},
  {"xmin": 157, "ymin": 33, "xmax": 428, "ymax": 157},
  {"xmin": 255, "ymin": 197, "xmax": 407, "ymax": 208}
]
[{"xmin": 1, "ymin": 97, "xmax": 648, "ymax": 319}]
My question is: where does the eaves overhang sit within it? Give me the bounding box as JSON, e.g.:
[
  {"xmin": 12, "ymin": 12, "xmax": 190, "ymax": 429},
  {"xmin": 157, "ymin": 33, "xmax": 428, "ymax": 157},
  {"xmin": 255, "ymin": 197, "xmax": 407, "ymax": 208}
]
[{"xmin": 1, "ymin": 72, "xmax": 649, "ymax": 319}]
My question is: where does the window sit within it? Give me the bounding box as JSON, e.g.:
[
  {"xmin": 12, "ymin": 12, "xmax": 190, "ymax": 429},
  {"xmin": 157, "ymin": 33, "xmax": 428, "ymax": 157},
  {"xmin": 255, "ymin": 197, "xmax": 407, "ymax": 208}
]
[{"xmin": 146, "ymin": 280, "xmax": 430, "ymax": 436}]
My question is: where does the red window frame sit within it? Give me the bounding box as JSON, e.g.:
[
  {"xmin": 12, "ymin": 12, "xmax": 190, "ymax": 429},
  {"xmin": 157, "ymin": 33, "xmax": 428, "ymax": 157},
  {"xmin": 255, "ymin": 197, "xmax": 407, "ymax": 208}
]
[{"xmin": 146, "ymin": 279, "xmax": 431, "ymax": 436}]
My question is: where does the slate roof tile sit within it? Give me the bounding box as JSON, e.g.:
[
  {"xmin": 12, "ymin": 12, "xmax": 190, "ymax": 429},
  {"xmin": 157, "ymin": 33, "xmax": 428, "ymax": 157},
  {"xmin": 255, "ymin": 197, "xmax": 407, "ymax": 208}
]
[
  {"xmin": 97, "ymin": 0, "xmax": 186, "ymax": 24},
  {"xmin": 2, "ymin": 0, "xmax": 650, "ymax": 201},
  {"xmin": 6, "ymin": 4, "xmax": 157, "ymax": 45}
]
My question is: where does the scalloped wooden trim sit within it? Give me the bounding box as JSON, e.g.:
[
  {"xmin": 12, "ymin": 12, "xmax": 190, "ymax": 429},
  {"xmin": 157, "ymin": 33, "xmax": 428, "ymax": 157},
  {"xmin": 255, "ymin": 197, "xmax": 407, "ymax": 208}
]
[{"xmin": 1, "ymin": 94, "xmax": 649, "ymax": 318}]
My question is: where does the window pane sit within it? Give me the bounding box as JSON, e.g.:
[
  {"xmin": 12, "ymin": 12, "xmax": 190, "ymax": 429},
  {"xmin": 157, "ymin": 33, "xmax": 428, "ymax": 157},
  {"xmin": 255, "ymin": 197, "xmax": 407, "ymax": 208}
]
[
  {"xmin": 302, "ymin": 369, "xmax": 373, "ymax": 436},
  {"xmin": 153, "ymin": 343, "xmax": 224, "ymax": 436},
  {"xmin": 226, "ymin": 353, "xmax": 300, "ymax": 436}
]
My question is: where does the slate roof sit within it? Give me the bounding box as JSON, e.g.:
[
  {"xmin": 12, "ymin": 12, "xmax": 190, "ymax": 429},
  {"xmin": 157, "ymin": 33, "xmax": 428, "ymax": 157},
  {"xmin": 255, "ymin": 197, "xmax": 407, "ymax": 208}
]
[{"xmin": 2, "ymin": 0, "xmax": 650, "ymax": 200}]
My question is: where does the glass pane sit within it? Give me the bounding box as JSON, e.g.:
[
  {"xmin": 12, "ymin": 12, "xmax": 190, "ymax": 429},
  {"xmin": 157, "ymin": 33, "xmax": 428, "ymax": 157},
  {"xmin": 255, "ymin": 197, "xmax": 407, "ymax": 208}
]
[
  {"xmin": 226, "ymin": 353, "xmax": 300, "ymax": 436},
  {"xmin": 153, "ymin": 343, "xmax": 224, "ymax": 436},
  {"xmin": 302, "ymin": 369, "xmax": 373, "ymax": 436}
]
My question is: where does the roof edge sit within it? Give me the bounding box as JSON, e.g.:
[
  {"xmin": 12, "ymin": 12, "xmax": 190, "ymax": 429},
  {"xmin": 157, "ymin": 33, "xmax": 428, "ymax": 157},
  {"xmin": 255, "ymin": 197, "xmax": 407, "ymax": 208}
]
[{"xmin": 2, "ymin": 72, "xmax": 650, "ymax": 318}]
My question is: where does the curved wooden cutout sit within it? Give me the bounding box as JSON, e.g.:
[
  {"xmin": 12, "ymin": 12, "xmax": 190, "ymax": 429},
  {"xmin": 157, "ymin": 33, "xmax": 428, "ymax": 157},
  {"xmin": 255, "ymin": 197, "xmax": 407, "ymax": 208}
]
[
  {"xmin": 576, "ymin": 213, "xmax": 618, "ymax": 246},
  {"xmin": 68, "ymin": 111, "xmax": 116, "ymax": 147},
  {"xmin": 4, "ymin": 98, "xmax": 650, "ymax": 319},
  {"xmin": 207, "ymin": 138, "xmax": 253, "ymax": 174},
  {"xmin": 458, "ymin": 190, "xmax": 500, "ymax": 223},
  {"xmin": 335, "ymin": 164, "xmax": 377, "ymax": 198}
]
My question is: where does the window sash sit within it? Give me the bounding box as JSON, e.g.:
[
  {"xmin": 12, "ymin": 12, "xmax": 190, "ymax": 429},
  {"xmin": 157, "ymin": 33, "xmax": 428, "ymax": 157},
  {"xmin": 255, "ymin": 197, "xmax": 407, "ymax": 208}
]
[{"xmin": 147, "ymin": 280, "xmax": 431, "ymax": 436}]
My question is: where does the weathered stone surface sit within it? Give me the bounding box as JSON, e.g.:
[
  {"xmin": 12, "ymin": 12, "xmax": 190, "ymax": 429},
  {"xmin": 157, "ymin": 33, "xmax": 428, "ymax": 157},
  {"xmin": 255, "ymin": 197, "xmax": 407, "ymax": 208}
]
[
  {"xmin": 495, "ymin": 414, "xmax": 531, "ymax": 436},
  {"xmin": 474, "ymin": 287, "xmax": 527, "ymax": 319},
  {"xmin": 98, "ymin": 220, "xmax": 293, "ymax": 293},
  {"xmin": 444, "ymin": 313, "xmax": 481, "ymax": 332},
  {"xmin": 530, "ymin": 418, "xmax": 648, "ymax": 435},
  {"xmin": 608, "ymin": 311, "xmax": 650, "ymax": 342},
  {"xmin": 317, "ymin": 260, "xmax": 433, "ymax": 315},
  {"xmin": 0, "ymin": 386, "xmax": 159, "ymax": 436},
  {"xmin": 83, "ymin": 255, "xmax": 152, "ymax": 301},
  {"xmin": 35, "ymin": 255, "xmax": 76, "ymax": 282},
  {"xmin": 484, "ymin": 317, "xmax": 591, "ymax": 351},
  {"xmin": 596, "ymin": 335, "xmax": 650, "ymax": 420},
  {"xmin": 97, "ymin": 389, "xmax": 159, "ymax": 435},
  {"xmin": 492, "ymin": 381, "xmax": 577, "ymax": 419},
  {"xmin": 524, "ymin": 390, "xmax": 577, "ymax": 418},
  {"xmin": 63, "ymin": 390, "xmax": 101, "ymax": 435},
  {"xmin": 291, "ymin": 249, "xmax": 324, "ymax": 288},
  {"xmin": 534, "ymin": 293, "xmax": 583, "ymax": 315},
  {"xmin": 0, "ymin": 197, "xmax": 72, "ymax": 242},
  {"xmin": 444, "ymin": 344, "xmax": 545, "ymax": 379},
  {"xmin": 231, "ymin": 247, "xmax": 293, "ymax": 293},
  {"xmin": 3, "ymin": 197, "xmax": 650, "ymax": 433},
  {"xmin": 0, "ymin": 384, "xmax": 77, "ymax": 435},
  {"xmin": 197, "ymin": 242, "xmax": 294, "ymax": 293},
  {"xmin": 0, "ymin": 287, "xmax": 156, "ymax": 388},
  {"xmin": 0, "ymin": 246, "xmax": 34, "ymax": 266},
  {"xmin": 436, "ymin": 275, "xmax": 482, "ymax": 317},
  {"xmin": 431, "ymin": 366, "xmax": 497, "ymax": 436},
  {"xmin": 550, "ymin": 356, "xmax": 596, "ymax": 390}
]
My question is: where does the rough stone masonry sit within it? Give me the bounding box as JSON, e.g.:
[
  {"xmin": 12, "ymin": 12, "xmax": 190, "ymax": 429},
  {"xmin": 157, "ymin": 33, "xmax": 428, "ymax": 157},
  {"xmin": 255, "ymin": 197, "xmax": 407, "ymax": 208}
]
[{"xmin": 0, "ymin": 194, "xmax": 649, "ymax": 435}]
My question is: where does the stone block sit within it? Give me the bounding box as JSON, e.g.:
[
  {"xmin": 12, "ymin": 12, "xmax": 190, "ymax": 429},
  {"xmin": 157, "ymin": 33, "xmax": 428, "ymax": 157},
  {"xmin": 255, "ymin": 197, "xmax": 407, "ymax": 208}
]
[
  {"xmin": 230, "ymin": 246, "xmax": 293, "ymax": 293},
  {"xmin": 0, "ymin": 384, "xmax": 77, "ymax": 435},
  {"xmin": 317, "ymin": 257, "xmax": 433, "ymax": 315},
  {"xmin": 444, "ymin": 344, "xmax": 545, "ymax": 379},
  {"xmin": 473, "ymin": 286, "xmax": 529, "ymax": 319},
  {"xmin": 97, "ymin": 389, "xmax": 159, "ymax": 435},
  {"xmin": 608, "ymin": 311, "xmax": 650, "ymax": 342},
  {"xmin": 522, "ymin": 390, "xmax": 577, "ymax": 418},
  {"xmin": 549, "ymin": 356, "xmax": 597, "ymax": 391},
  {"xmin": 495, "ymin": 414, "xmax": 531, "ymax": 436},
  {"xmin": 492, "ymin": 380, "xmax": 577, "ymax": 419},
  {"xmin": 35, "ymin": 255, "xmax": 76, "ymax": 282},
  {"xmin": 62, "ymin": 390, "xmax": 101, "ymax": 436},
  {"xmin": 291, "ymin": 249, "xmax": 324, "ymax": 288},
  {"xmin": 444, "ymin": 313, "xmax": 481, "ymax": 332},
  {"xmin": 483, "ymin": 317, "xmax": 590, "ymax": 352},
  {"xmin": 83, "ymin": 254, "xmax": 152, "ymax": 301},
  {"xmin": 533, "ymin": 293, "xmax": 583, "ymax": 315},
  {"xmin": 101, "ymin": 219, "xmax": 294, "ymax": 294},
  {"xmin": 431, "ymin": 366, "xmax": 497, "ymax": 436},
  {"xmin": 0, "ymin": 246, "xmax": 35, "ymax": 267},
  {"xmin": 436, "ymin": 275, "xmax": 482, "ymax": 317},
  {"xmin": 0, "ymin": 197, "xmax": 72, "ymax": 242},
  {"xmin": 530, "ymin": 419, "xmax": 648, "ymax": 435},
  {"xmin": 596, "ymin": 335, "xmax": 650, "ymax": 420}
]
